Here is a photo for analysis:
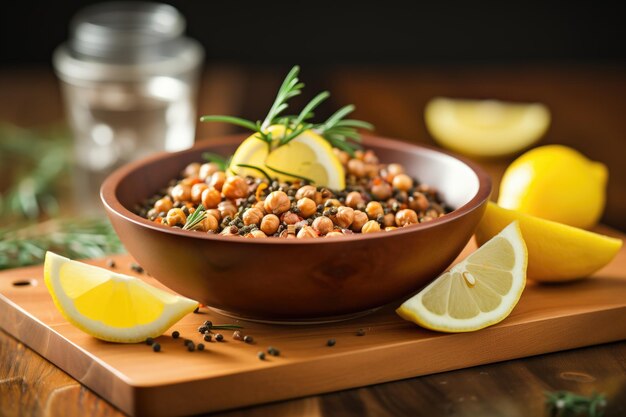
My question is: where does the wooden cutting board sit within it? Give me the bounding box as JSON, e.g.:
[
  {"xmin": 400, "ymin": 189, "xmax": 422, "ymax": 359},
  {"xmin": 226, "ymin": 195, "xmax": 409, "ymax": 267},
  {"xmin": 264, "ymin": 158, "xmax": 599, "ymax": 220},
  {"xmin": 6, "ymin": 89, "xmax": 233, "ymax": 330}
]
[{"xmin": 1, "ymin": 228, "xmax": 625, "ymax": 417}]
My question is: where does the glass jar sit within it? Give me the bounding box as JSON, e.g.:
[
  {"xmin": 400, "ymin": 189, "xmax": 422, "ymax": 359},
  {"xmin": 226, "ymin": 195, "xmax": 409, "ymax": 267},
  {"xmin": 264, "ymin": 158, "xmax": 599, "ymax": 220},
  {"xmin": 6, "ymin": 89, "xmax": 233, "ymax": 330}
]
[{"xmin": 53, "ymin": 2, "xmax": 204, "ymax": 172}]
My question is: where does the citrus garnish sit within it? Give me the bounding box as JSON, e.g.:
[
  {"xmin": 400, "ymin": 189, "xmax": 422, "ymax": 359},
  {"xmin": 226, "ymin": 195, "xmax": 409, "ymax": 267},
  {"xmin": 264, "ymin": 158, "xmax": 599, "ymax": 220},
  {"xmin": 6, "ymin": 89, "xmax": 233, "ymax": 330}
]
[
  {"xmin": 200, "ymin": 65, "xmax": 373, "ymax": 188},
  {"xmin": 230, "ymin": 126, "xmax": 345, "ymax": 189},
  {"xmin": 424, "ymin": 97, "xmax": 550, "ymax": 158},
  {"xmin": 476, "ymin": 202, "xmax": 622, "ymax": 282},
  {"xmin": 43, "ymin": 251, "xmax": 198, "ymax": 343},
  {"xmin": 498, "ymin": 145, "xmax": 608, "ymax": 229},
  {"xmin": 397, "ymin": 222, "xmax": 527, "ymax": 332}
]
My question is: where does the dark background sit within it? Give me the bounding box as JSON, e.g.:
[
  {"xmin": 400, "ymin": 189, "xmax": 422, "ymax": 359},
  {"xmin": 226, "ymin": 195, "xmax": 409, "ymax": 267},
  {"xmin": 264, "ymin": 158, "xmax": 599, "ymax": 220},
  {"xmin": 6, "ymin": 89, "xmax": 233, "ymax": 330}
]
[{"xmin": 1, "ymin": 1, "xmax": 624, "ymax": 67}]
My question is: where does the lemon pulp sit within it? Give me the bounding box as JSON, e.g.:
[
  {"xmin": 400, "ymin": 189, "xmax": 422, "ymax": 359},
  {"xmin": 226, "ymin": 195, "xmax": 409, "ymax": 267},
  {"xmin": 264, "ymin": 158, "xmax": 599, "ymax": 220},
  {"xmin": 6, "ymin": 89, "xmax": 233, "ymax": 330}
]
[
  {"xmin": 425, "ymin": 97, "xmax": 550, "ymax": 157},
  {"xmin": 397, "ymin": 222, "xmax": 527, "ymax": 332},
  {"xmin": 229, "ymin": 126, "xmax": 345, "ymax": 189},
  {"xmin": 476, "ymin": 202, "xmax": 622, "ymax": 282},
  {"xmin": 44, "ymin": 252, "xmax": 198, "ymax": 343}
]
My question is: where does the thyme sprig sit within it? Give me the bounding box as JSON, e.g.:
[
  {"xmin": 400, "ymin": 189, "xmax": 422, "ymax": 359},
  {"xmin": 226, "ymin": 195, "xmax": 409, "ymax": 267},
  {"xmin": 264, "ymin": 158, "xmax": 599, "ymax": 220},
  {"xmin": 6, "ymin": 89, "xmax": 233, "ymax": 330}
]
[
  {"xmin": 182, "ymin": 204, "xmax": 207, "ymax": 231},
  {"xmin": 545, "ymin": 391, "xmax": 606, "ymax": 417},
  {"xmin": 199, "ymin": 65, "xmax": 373, "ymax": 156}
]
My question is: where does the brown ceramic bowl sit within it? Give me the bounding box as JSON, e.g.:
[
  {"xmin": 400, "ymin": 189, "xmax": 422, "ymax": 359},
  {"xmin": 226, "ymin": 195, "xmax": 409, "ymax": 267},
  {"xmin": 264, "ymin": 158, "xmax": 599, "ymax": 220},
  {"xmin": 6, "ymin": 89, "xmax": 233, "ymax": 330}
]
[{"xmin": 101, "ymin": 134, "xmax": 491, "ymax": 322}]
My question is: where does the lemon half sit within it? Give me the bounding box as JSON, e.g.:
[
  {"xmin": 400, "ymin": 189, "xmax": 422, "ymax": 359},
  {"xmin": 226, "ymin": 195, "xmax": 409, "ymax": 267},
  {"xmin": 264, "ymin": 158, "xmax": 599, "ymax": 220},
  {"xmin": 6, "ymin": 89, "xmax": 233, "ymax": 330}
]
[
  {"xmin": 477, "ymin": 202, "xmax": 622, "ymax": 282},
  {"xmin": 229, "ymin": 126, "xmax": 345, "ymax": 189},
  {"xmin": 425, "ymin": 97, "xmax": 550, "ymax": 157},
  {"xmin": 44, "ymin": 252, "xmax": 198, "ymax": 343},
  {"xmin": 397, "ymin": 222, "xmax": 527, "ymax": 332}
]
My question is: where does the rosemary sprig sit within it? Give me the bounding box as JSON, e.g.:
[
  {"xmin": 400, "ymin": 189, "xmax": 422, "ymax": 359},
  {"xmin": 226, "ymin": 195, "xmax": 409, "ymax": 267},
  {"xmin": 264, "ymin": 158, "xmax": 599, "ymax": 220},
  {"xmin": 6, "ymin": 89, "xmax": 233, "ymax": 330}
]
[
  {"xmin": 209, "ymin": 324, "xmax": 243, "ymax": 331},
  {"xmin": 199, "ymin": 65, "xmax": 373, "ymax": 156},
  {"xmin": 0, "ymin": 218, "xmax": 124, "ymax": 270},
  {"xmin": 182, "ymin": 204, "xmax": 207, "ymax": 231},
  {"xmin": 545, "ymin": 390, "xmax": 606, "ymax": 417},
  {"xmin": 234, "ymin": 164, "xmax": 273, "ymax": 182}
]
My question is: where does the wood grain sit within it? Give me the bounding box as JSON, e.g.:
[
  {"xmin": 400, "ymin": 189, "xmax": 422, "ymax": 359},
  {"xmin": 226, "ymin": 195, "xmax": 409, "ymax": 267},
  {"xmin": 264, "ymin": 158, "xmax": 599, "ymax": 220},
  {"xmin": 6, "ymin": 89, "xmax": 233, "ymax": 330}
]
[{"xmin": 0, "ymin": 227, "xmax": 625, "ymax": 416}]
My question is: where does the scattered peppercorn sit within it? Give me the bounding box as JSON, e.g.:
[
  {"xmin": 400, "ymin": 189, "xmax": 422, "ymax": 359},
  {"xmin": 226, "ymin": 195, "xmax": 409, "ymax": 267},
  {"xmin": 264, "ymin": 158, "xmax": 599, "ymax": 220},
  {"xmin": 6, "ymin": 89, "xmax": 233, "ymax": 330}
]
[
  {"xmin": 257, "ymin": 351, "xmax": 266, "ymax": 360},
  {"xmin": 203, "ymin": 320, "xmax": 213, "ymax": 328},
  {"xmin": 327, "ymin": 338, "xmax": 336, "ymax": 347},
  {"xmin": 106, "ymin": 259, "xmax": 116, "ymax": 268},
  {"xmin": 171, "ymin": 331, "xmax": 180, "ymax": 339},
  {"xmin": 197, "ymin": 343, "xmax": 205, "ymax": 351},
  {"xmin": 193, "ymin": 307, "xmax": 199, "ymax": 314},
  {"xmin": 198, "ymin": 325, "xmax": 208, "ymax": 334},
  {"xmin": 356, "ymin": 328, "xmax": 366, "ymax": 336},
  {"xmin": 215, "ymin": 333, "xmax": 224, "ymax": 342},
  {"xmin": 243, "ymin": 335, "xmax": 254, "ymax": 344},
  {"xmin": 152, "ymin": 343, "xmax": 161, "ymax": 352},
  {"xmin": 183, "ymin": 339, "xmax": 193, "ymax": 346},
  {"xmin": 130, "ymin": 262, "xmax": 144, "ymax": 273},
  {"xmin": 268, "ymin": 346, "xmax": 280, "ymax": 356},
  {"xmin": 145, "ymin": 337, "xmax": 154, "ymax": 346},
  {"xmin": 204, "ymin": 334, "xmax": 212, "ymax": 342},
  {"xmin": 187, "ymin": 342, "xmax": 195, "ymax": 352}
]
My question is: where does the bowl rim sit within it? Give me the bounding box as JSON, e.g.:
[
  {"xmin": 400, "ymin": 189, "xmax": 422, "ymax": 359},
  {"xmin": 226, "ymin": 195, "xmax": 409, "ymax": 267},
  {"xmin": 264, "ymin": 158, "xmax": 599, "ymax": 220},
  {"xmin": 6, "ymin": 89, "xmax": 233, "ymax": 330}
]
[{"xmin": 100, "ymin": 134, "xmax": 492, "ymax": 244}]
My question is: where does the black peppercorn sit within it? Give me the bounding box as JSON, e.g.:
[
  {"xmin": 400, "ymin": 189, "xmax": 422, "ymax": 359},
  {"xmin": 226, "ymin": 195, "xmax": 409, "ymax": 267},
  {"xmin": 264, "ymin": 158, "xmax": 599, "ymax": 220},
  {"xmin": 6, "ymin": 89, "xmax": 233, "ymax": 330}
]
[
  {"xmin": 152, "ymin": 343, "xmax": 161, "ymax": 352},
  {"xmin": 198, "ymin": 325, "xmax": 208, "ymax": 334},
  {"xmin": 187, "ymin": 343, "xmax": 195, "ymax": 352},
  {"xmin": 257, "ymin": 351, "xmax": 266, "ymax": 360},
  {"xmin": 145, "ymin": 337, "xmax": 154, "ymax": 345},
  {"xmin": 356, "ymin": 328, "xmax": 366, "ymax": 336},
  {"xmin": 197, "ymin": 343, "xmax": 205, "ymax": 351},
  {"xmin": 215, "ymin": 333, "xmax": 224, "ymax": 342},
  {"xmin": 130, "ymin": 263, "xmax": 144, "ymax": 273},
  {"xmin": 171, "ymin": 331, "xmax": 180, "ymax": 339},
  {"xmin": 243, "ymin": 335, "xmax": 254, "ymax": 344},
  {"xmin": 204, "ymin": 334, "xmax": 212, "ymax": 342},
  {"xmin": 193, "ymin": 307, "xmax": 200, "ymax": 313},
  {"xmin": 267, "ymin": 346, "xmax": 280, "ymax": 356},
  {"xmin": 327, "ymin": 338, "xmax": 336, "ymax": 347},
  {"xmin": 203, "ymin": 320, "xmax": 213, "ymax": 328},
  {"xmin": 106, "ymin": 259, "xmax": 116, "ymax": 268}
]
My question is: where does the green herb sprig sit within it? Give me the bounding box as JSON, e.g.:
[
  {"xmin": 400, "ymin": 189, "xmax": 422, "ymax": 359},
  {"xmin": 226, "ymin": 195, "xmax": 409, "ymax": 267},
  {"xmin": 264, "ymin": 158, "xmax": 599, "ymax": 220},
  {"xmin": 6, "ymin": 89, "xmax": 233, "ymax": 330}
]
[
  {"xmin": 545, "ymin": 391, "xmax": 606, "ymax": 417},
  {"xmin": 200, "ymin": 65, "xmax": 373, "ymax": 157},
  {"xmin": 182, "ymin": 204, "xmax": 207, "ymax": 231}
]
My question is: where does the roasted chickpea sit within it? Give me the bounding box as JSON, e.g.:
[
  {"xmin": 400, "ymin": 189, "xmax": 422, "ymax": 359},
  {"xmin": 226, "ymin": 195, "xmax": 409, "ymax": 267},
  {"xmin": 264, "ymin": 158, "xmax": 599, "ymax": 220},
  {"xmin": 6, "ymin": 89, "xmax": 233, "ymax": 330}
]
[
  {"xmin": 332, "ymin": 206, "xmax": 354, "ymax": 229},
  {"xmin": 253, "ymin": 201, "xmax": 266, "ymax": 213},
  {"xmin": 347, "ymin": 158, "xmax": 366, "ymax": 177},
  {"xmin": 364, "ymin": 163, "xmax": 379, "ymax": 178},
  {"xmin": 363, "ymin": 149, "xmax": 379, "ymax": 164},
  {"xmin": 345, "ymin": 191, "xmax": 363, "ymax": 209},
  {"xmin": 297, "ymin": 225, "xmax": 318, "ymax": 238},
  {"xmin": 260, "ymin": 214, "xmax": 280, "ymax": 235},
  {"xmin": 297, "ymin": 197, "xmax": 317, "ymax": 218},
  {"xmin": 325, "ymin": 231, "xmax": 344, "ymax": 238},
  {"xmin": 383, "ymin": 213, "xmax": 395, "ymax": 227},
  {"xmin": 365, "ymin": 201, "xmax": 384, "ymax": 219},
  {"xmin": 281, "ymin": 211, "xmax": 301, "ymax": 225},
  {"xmin": 324, "ymin": 198, "xmax": 341, "ymax": 208},
  {"xmin": 191, "ymin": 183, "xmax": 208, "ymax": 204},
  {"xmin": 245, "ymin": 229, "xmax": 267, "ymax": 238},
  {"xmin": 183, "ymin": 162, "xmax": 201, "ymax": 178},
  {"xmin": 198, "ymin": 213, "xmax": 219, "ymax": 232},
  {"xmin": 409, "ymin": 192, "xmax": 429, "ymax": 212},
  {"xmin": 209, "ymin": 171, "xmax": 226, "ymax": 191},
  {"xmin": 333, "ymin": 148, "xmax": 350, "ymax": 165},
  {"xmin": 370, "ymin": 181, "xmax": 392, "ymax": 200},
  {"xmin": 222, "ymin": 176, "xmax": 248, "ymax": 200},
  {"xmin": 264, "ymin": 191, "xmax": 290, "ymax": 215},
  {"xmin": 199, "ymin": 162, "xmax": 219, "ymax": 180},
  {"xmin": 220, "ymin": 225, "xmax": 239, "ymax": 237},
  {"xmin": 154, "ymin": 196, "xmax": 173, "ymax": 214},
  {"xmin": 387, "ymin": 163, "xmax": 405, "ymax": 178},
  {"xmin": 351, "ymin": 210, "xmax": 369, "ymax": 232},
  {"xmin": 201, "ymin": 187, "xmax": 222, "ymax": 209},
  {"xmin": 206, "ymin": 208, "xmax": 221, "ymax": 222},
  {"xmin": 295, "ymin": 185, "xmax": 317, "ymax": 201},
  {"xmin": 396, "ymin": 209, "xmax": 418, "ymax": 226},
  {"xmin": 385, "ymin": 226, "xmax": 398, "ymax": 231},
  {"xmin": 392, "ymin": 174, "xmax": 413, "ymax": 192},
  {"xmin": 166, "ymin": 208, "xmax": 186, "ymax": 226},
  {"xmin": 361, "ymin": 220, "xmax": 381, "ymax": 233},
  {"xmin": 218, "ymin": 200, "xmax": 237, "ymax": 218},
  {"xmin": 312, "ymin": 216, "xmax": 334, "ymax": 235},
  {"xmin": 243, "ymin": 207, "xmax": 264, "ymax": 226},
  {"xmin": 171, "ymin": 184, "xmax": 191, "ymax": 202}
]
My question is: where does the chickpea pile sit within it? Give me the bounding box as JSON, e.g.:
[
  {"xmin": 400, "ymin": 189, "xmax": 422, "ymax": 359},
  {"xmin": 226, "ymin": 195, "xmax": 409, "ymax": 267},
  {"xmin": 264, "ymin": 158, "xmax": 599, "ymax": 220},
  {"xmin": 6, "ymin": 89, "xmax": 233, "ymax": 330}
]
[{"xmin": 137, "ymin": 148, "xmax": 449, "ymax": 238}]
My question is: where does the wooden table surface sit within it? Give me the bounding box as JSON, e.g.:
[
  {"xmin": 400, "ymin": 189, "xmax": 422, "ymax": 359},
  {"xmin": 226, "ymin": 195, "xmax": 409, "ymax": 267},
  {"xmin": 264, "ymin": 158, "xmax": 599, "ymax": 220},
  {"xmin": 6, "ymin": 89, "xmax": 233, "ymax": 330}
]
[{"xmin": 1, "ymin": 65, "xmax": 625, "ymax": 416}]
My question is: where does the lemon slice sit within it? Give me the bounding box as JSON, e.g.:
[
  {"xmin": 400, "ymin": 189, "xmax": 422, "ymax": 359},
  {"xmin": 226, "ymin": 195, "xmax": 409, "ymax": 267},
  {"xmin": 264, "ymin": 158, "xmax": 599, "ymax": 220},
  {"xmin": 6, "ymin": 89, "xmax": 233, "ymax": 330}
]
[
  {"xmin": 229, "ymin": 126, "xmax": 345, "ymax": 189},
  {"xmin": 44, "ymin": 252, "xmax": 198, "ymax": 343},
  {"xmin": 477, "ymin": 202, "xmax": 622, "ymax": 282},
  {"xmin": 397, "ymin": 222, "xmax": 527, "ymax": 332},
  {"xmin": 425, "ymin": 97, "xmax": 550, "ymax": 157}
]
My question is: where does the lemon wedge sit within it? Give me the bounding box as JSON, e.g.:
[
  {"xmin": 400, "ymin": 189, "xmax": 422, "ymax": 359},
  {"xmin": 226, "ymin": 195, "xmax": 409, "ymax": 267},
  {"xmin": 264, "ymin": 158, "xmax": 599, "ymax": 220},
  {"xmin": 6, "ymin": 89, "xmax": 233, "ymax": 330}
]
[
  {"xmin": 397, "ymin": 222, "xmax": 527, "ymax": 332},
  {"xmin": 498, "ymin": 145, "xmax": 608, "ymax": 229},
  {"xmin": 229, "ymin": 126, "xmax": 345, "ymax": 189},
  {"xmin": 477, "ymin": 202, "xmax": 622, "ymax": 282},
  {"xmin": 44, "ymin": 252, "xmax": 198, "ymax": 343},
  {"xmin": 425, "ymin": 97, "xmax": 550, "ymax": 157}
]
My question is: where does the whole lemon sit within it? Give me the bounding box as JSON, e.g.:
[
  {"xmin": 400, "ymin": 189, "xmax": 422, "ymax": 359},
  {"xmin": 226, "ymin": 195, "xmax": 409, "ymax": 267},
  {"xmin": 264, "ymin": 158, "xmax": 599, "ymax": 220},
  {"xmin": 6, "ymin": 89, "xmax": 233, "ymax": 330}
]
[{"xmin": 497, "ymin": 145, "xmax": 607, "ymax": 229}]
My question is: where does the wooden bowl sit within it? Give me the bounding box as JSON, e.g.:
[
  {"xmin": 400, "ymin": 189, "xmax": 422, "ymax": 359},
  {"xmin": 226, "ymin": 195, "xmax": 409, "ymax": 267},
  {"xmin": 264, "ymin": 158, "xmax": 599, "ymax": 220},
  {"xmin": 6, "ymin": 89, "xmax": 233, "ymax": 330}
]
[{"xmin": 101, "ymin": 134, "xmax": 491, "ymax": 322}]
